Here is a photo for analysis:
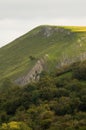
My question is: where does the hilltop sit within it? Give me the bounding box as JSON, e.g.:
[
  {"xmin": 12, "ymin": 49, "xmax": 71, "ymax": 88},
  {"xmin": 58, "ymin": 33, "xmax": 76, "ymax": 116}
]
[{"xmin": 0, "ymin": 25, "xmax": 86, "ymax": 86}]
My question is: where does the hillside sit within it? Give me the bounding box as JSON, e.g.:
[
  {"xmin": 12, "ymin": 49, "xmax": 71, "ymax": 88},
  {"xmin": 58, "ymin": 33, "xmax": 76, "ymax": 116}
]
[
  {"xmin": 0, "ymin": 25, "xmax": 86, "ymax": 86},
  {"xmin": 0, "ymin": 60, "xmax": 86, "ymax": 130},
  {"xmin": 0, "ymin": 25, "xmax": 86, "ymax": 130}
]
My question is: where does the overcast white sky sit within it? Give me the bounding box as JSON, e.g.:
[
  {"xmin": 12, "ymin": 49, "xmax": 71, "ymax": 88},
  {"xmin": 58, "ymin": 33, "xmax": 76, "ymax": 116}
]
[{"xmin": 0, "ymin": 0, "xmax": 86, "ymax": 47}]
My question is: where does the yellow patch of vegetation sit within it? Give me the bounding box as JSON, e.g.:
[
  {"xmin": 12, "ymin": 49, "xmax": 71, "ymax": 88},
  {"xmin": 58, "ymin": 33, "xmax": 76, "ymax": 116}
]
[
  {"xmin": 64, "ymin": 26, "xmax": 86, "ymax": 32},
  {"xmin": 2, "ymin": 122, "xmax": 20, "ymax": 129},
  {"xmin": 1, "ymin": 121, "xmax": 32, "ymax": 130}
]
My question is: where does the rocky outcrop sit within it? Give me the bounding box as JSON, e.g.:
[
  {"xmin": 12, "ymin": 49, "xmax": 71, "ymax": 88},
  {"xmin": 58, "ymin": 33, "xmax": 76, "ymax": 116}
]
[
  {"xmin": 39, "ymin": 26, "xmax": 72, "ymax": 38},
  {"xmin": 15, "ymin": 58, "xmax": 45, "ymax": 86},
  {"xmin": 57, "ymin": 52, "xmax": 86, "ymax": 68}
]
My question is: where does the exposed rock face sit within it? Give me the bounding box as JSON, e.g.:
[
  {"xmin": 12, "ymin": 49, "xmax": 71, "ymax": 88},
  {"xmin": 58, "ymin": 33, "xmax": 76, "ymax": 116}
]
[
  {"xmin": 15, "ymin": 58, "xmax": 45, "ymax": 86},
  {"xmin": 57, "ymin": 52, "xmax": 86, "ymax": 68},
  {"xmin": 39, "ymin": 26, "xmax": 72, "ymax": 37},
  {"xmin": 15, "ymin": 51, "xmax": 86, "ymax": 87},
  {"xmin": 43, "ymin": 27, "xmax": 54, "ymax": 37}
]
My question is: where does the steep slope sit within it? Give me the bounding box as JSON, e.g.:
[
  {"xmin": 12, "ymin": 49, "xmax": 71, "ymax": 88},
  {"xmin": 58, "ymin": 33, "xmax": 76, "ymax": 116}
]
[{"xmin": 0, "ymin": 25, "xmax": 86, "ymax": 86}]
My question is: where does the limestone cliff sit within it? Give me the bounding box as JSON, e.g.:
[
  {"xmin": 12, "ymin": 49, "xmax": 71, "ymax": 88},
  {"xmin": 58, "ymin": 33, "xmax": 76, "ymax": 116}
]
[{"xmin": 15, "ymin": 58, "xmax": 45, "ymax": 86}]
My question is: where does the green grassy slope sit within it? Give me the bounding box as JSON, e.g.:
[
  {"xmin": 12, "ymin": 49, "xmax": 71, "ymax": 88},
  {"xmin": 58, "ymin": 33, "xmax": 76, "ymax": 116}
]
[{"xmin": 0, "ymin": 25, "xmax": 86, "ymax": 85}]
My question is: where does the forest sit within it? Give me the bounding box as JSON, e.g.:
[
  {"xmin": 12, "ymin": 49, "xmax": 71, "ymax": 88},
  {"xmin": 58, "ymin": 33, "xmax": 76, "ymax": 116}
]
[{"xmin": 0, "ymin": 61, "xmax": 86, "ymax": 130}]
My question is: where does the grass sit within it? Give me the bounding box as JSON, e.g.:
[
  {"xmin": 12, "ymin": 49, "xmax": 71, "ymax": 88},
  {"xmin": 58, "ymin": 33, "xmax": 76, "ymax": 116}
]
[{"xmin": 0, "ymin": 25, "xmax": 86, "ymax": 86}]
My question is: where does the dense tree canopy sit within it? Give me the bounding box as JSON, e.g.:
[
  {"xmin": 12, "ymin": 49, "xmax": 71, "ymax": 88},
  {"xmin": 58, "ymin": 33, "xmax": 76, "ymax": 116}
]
[{"xmin": 0, "ymin": 61, "xmax": 86, "ymax": 130}]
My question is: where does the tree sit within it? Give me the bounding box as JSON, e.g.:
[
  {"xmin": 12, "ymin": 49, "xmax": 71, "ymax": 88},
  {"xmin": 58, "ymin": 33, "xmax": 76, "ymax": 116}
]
[{"xmin": 73, "ymin": 62, "xmax": 86, "ymax": 80}]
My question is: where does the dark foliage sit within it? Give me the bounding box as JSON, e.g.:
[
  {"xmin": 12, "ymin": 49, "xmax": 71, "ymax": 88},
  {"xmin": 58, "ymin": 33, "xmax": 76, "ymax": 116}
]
[{"xmin": 0, "ymin": 61, "xmax": 86, "ymax": 130}]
